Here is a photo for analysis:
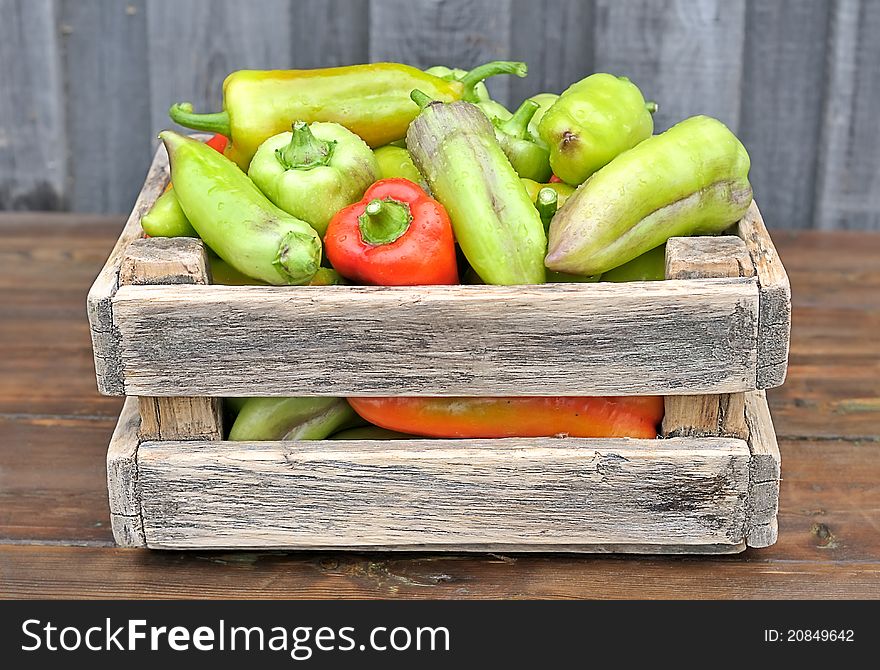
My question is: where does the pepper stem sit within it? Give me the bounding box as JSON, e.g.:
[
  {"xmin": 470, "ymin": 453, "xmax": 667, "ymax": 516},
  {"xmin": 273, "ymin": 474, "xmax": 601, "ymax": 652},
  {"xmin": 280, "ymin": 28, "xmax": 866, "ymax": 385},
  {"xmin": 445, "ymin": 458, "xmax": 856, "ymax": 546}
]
[
  {"xmin": 535, "ymin": 187, "xmax": 558, "ymax": 233},
  {"xmin": 497, "ymin": 99, "xmax": 540, "ymax": 140},
  {"xmin": 358, "ymin": 197, "xmax": 412, "ymax": 246},
  {"xmin": 168, "ymin": 103, "xmax": 231, "ymax": 137},
  {"xmin": 458, "ymin": 60, "xmax": 528, "ymax": 102},
  {"xmin": 276, "ymin": 122, "xmax": 335, "ymax": 170},
  {"xmin": 410, "ymin": 89, "xmax": 436, "ymax": 109},
  {"xmin": 645, "ymin": 101, "xmax": 659, "ymax": 114}
]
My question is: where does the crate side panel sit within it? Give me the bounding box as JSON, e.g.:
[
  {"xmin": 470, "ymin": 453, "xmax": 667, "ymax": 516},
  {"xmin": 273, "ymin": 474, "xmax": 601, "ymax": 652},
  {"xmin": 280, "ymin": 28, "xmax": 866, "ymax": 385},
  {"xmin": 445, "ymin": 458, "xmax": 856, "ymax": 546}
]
[
  {"xmin": 137, "ymin": 437, "xmax": 751, "ymax": 550},
  {"xmin": 113, "ymin": 278, "xmax": 759, "ymax": 396}
]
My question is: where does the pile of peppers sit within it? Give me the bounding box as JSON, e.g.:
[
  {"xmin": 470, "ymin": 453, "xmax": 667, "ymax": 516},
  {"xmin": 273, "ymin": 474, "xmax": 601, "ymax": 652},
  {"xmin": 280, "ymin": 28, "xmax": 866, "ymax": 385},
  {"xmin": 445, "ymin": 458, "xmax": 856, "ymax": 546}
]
[{"xmin": 149, "ymin": 59, "xmax": 754, "ymax": 442}]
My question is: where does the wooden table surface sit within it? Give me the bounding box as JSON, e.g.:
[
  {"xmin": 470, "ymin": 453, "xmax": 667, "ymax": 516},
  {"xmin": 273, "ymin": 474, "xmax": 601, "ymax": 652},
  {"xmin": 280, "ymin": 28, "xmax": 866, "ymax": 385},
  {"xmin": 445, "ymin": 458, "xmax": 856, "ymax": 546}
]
[{"xmin": 1, "ymin": 213, "xmax": 878, "ymax": 599}]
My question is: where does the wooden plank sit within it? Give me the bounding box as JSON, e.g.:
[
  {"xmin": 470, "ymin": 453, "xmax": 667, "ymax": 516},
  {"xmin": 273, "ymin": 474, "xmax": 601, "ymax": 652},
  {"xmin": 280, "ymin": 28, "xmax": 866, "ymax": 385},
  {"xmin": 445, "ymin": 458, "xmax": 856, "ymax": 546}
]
[
  {"xmin": 0, "ymin": 0, "xmax": 65, "ymax": 209},
  {"xmin": 736, "ymin": 201, "xmax": 791, "ymax": 388},
  {"xmin": 662, "ymin": 235, "xmax": 753, "ymax": 439},
  {"xmin": 744, "ymin": 390, "xmax": 781, "ymax": 548},
  {"xmin": 4, "ymin": 545, "xmax": 880, "ymax": 600},
  {"xmin": 109, "ymin": 278, "xmax": 759, "ymax": 396},
  {"xmin": 738, "ymin": 0, "xmax": 831, "ymax": 230},
  {"xmin": 591, "ymin": 0, "xmax": 746, "ymax": 133},
  {"xmin": 815, "ymin": 0, "xmax": 880, "ymax": 230},
  {"xmin": 136, "ymin": 436, "xmax": 750, "ymax": 550},
  {"xmin": 119, "ymin": 238, "xmax": 222, "ymax": 441},
  {"xmin": 86, "ymin": 146, "xmax": 167, "ymax": 396},
  {"xmin": 369, "ymin": 0, "xmax": 516, "ymax": 105},
  {"xmin": 59, "ymin": 0, "xmax": 152, "ymax": 214},
  {"xmin": 146, "ymin": 0, "xmax": 294, "ymax": 141},
  {"xmin": 106, "ymin": 397, "xmax": 145, "ymax": 548},
  {"xmin": 290, "ymin": 0, "xmax": 370, "ymax": 68},
  {"xmin": 508, "ymin": 0, "xmax": 595, "ymax": 102}
]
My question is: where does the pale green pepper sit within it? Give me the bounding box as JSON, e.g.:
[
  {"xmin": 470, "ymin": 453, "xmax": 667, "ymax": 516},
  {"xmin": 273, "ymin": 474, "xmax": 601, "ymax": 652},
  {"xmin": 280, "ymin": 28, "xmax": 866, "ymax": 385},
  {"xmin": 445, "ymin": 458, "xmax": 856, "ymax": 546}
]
[
  {"xmin": 248, "ymin": 121, "xmax": 379, "ymax": 236},
  {"xmin": 373, "ymin": 145, "xmax": 424, "ymax": 184}
]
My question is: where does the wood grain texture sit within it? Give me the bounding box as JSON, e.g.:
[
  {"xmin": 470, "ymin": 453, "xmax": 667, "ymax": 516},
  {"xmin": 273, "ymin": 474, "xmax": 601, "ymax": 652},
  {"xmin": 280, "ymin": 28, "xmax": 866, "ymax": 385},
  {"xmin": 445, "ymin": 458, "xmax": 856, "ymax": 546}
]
[
  {"xmin": 136, "ymin": 435, "xmax": 751, "ymax": 550},
  {"xmin": 109, "ymin": 278, "xmax": 759, "ymax": 397},
  {"xmin": 86, "ymin": 146, "xmax": 166, "ymax": 395},
  {"xmin": 119, "ymin": 237, "xmax": 223, "ymax": 441},
  {"xmin": 369, "ymin": 0, "xmax": 515, "ymax": 105},
  {"xmin": 736, "ymin": 202, "xmax": 791, "ymax": 388},
  {"xmin": 106, "ymin": 397, "xmax": 144, "ymax": 547},
  {"xmin": 290, "ymin": 0, "xmax": 370, "ymax": 68},
  {"xmin": 662, "ymin": 236, "xmax": 752, "ymax": 439},
  {"xmin": 591, "ymin": 0, "xmax": 746, "ymax": 132},
  {"xmin": 738, "ymin": 0, "xmax": 831, "ymax": 230},
  {"xmin": 59, "ymin": 0, "xmax": 152, "ymax": 214},
  {"xmin": 146, "ymin": 0, "xmax": 294, "ymax": 141},
  {"xmin": 0, "ymin": 0, "xmax": 65, "ymax": 209},
  {"xmin": 508, "ymin": 0, "xmax": 595, "ymax": 103},
  {"xmin": 744, "ymin": 390, "xmax": 781, "ymax": 548},
  {"xmin": 815, "ymin": 0, "xmax": 880, "ymax": 230}
]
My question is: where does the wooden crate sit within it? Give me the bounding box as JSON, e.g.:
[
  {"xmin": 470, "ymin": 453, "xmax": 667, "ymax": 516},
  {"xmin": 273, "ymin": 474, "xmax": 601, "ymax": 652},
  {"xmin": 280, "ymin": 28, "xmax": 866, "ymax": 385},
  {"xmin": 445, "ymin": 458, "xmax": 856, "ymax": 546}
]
[{"xmin": 90, "ymin": 145, "xmax": 789, "ymax": 553}]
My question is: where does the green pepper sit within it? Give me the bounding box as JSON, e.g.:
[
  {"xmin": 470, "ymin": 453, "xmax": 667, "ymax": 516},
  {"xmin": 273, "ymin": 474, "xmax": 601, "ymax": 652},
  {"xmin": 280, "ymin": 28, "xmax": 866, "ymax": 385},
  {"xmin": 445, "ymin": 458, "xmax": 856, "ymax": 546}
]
[
  {"xmin": 521, "ymin": 178, "xmax": 574, "ymax": 208},
  {"xmin": 525, "ymin": 92, "xmax": 558, "ymax": 143},
  {"xmin": 140, "ymin": 189, "xmax": 198, "ymax": 238},
  {"xmin": 169, "ymin": 61, "xmax": 527, "ymax": 168},
  {"xmin": 529, "ymin": 187, "xmax": 599, "ymax": 283},
  {"xmin": 407, "ymin": 90, "xmax": 546, "ymax": 285},
  {"xmin": 229, "ymin": 397, "xmax": 363, "ymax": 441},
  {"xmin": 423, "ymin": 65, "xmax": 491, "ymax": 102},
  {"xmin": 538, "ymin": 73, "xmax": 654, "ymax": 185},
  {"xmin": 600, "ymin": 244, "xmax": 666, "ymax": 282},
  {"xmin": 209, "ymin": 252, "xmax": 343, "ymax": 286},
  {"xmin": 474, "ymin": 99, "xmax": 512, "ymax": 123},
  {"xmin": 160, "ymin": 130, "xmax": 321, "ymax": 285},
  {"xmin": 545, "ymin": 115, "xmax": 752, "ymax": 276},
  {"xmin": 247, "ymin": 121, "xmax": 379, "ymax": 236},
  {"xmin": 373, "ymin": 145, "xmax": 424, "ymax": 185},
  {"xmin": 492, "ymin": 99, "xmax": 552, "ymax": 182}
]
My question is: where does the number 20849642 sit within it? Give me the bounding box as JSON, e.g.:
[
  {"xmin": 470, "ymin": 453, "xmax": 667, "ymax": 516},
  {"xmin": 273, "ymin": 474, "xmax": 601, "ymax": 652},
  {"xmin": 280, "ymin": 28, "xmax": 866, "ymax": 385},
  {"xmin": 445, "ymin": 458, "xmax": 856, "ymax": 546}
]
[{"xmin": 764, "ymin": 630, "xmax": 854, "ymax": 643}]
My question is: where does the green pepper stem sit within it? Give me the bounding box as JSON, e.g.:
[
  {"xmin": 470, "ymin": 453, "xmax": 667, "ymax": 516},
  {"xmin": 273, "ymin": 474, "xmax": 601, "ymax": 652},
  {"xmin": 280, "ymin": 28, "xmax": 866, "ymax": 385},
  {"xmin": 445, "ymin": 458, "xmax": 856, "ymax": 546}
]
[
  {"xmin": 536, "ymin": 187, "xmax": 558, "ymax": 233},
  {"xmin": 168, "ymin": 103, "xmax": 231, "ymax": 137},
  {"xmin": 275, "ymin": 122, "xmax": 335, "ymax": 170},
  {"xmin": 645, "ymin": 101, "xmax": 659, "ymax": 114},
  {"xmin": 497, "ymin": 99, "xmax": 540, "ymax": 140},
  {"xmin": 358, "ymin": 197, "xmax": 412, "ymax": 246},
  {"xmin": 410, "ymin": 89, "xmax": 436, "ymax": 109},
  {"xmin": 458, "ymin": 60, "xmax": 528, "ymax": 102}
]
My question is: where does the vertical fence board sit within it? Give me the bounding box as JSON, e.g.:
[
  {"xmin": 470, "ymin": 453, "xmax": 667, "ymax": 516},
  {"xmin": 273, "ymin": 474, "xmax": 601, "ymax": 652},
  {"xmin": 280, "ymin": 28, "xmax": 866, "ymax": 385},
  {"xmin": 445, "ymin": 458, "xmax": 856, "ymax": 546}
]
[
  {"xmin": 592, "ymin": 0, "xmax": 746, "ymax": 133},
  {"xmin": 145, "ymin": 0, "xmax": 293, "ymax": 144},
  {"xmin": 508, "ymin": 0, "xmax": 595, "ymax": 105},
  {"xmin": 369, "ymin": 0, "xmax": 515, "ymax": 105},
  {"xmin": 815, "ymin": 0, "xmax": 880, "ymax": 231},
  {"xmin": 61, "ymin": 0, "xmax": 151, "ymax": 214},
  {"xmin": 290, "ymin": 0, "xmax": 370, "ymax": 68},
  {"xmin": 0, "ymin": 0, "xmax": 65, "ymax": 209},
  {"xmin": 738, "ymin": 0, "xmax": 831, "ymax": 230}
]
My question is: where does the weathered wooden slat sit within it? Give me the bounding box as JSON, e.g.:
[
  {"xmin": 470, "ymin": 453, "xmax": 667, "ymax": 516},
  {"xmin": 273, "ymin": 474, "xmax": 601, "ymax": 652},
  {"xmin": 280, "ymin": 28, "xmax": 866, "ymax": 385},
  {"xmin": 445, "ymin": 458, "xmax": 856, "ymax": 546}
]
[
  {"xmin": 744, "ymin": 390, "xmax": 781, "ymax": 548},
  {"xmin": 815, "ymin": 0, "xmax": 880, "ymax": 230},
  {"xmin": 368, "ymin": 0, "xmax": 515, "ymax": 105},
  {"xmin": 735, "ymin": 201, "xmax": 791, "ymax": 388},
  {"xmin": 119, "ymin": 237, "xmax": 223, "ymax": 441},
  {"xmin": 0, "ymin": 0, "xmax": 65, "ymax": 209},
  {"xmin": 290, "ymin": 0, "xmax": 370, "ymax": 68},
  {"xmin": 137, "ymin": 436, "xmax": 750, "ymax": 550},
  {"xmin": 109, "ymin": 278, "xmax": 759, "ymax": 397},
  {"xmin": 86, "ymin": 146, "xmax": 167, "ymax": 395},
  {"xmin": 662, "ymin": 235, "xmax": 753, "ymax": 439},
  {"xmin": 508, "ymin": 0, "xmax": 595, "ymax": 103},
  {"xmin": 591, "ymin": 0, "xmax": 747, "ymax": 133},
  {"xmin": 106, "ymin": 397, "xmax": 145, "ymax": 548},
  {"xmin": 738, "ymin": 0, "xmax": 831, "ymax": 230},
  {"xmin": 145, "ymin": 0, "xmax": 294, "ymax": 141},
  {"xmin": 60, "ymin": 0, "xmax": 152, "ymax": 214}
]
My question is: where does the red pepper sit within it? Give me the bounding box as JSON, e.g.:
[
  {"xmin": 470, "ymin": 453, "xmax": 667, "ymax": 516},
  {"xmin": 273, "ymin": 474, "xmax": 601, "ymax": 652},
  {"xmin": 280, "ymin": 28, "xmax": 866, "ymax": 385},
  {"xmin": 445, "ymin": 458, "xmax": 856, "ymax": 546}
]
[
  {"xmin": 204, "ymin": 132, "xmax": 229, "ymax": 154},
  {"xmin": 549, "ymin": 173, "xmax": 563, "ymax": 183},
  {"xmin": 325, "ymin": 178, "xmax": 459, "ymax": 285},
  {"xmin": 348, "ymin": 396, "xmax": 664, "ymax": 439}
]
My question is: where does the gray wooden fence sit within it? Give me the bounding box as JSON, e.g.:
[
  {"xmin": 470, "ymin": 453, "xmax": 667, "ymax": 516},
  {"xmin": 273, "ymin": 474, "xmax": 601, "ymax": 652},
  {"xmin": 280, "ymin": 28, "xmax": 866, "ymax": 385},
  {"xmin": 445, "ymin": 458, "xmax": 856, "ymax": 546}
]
[{"xmin": 1, "ymin": 0, "xmax": 878, "ymax": 230}]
